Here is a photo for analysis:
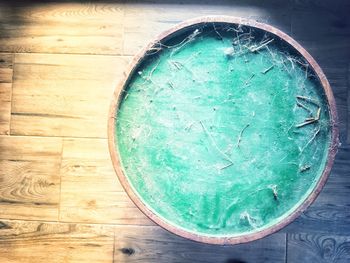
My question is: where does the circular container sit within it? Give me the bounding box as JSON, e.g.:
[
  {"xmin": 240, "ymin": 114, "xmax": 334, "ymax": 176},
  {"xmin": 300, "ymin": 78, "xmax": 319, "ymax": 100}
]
[{"xmin": 108, "ymin": 16, "xmax": 339, "ymax": 245}]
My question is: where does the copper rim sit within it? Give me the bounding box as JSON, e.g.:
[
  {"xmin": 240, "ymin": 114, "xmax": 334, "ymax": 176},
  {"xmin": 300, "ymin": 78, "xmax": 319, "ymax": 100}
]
[{"xmin": 108, "ymin": 16, "xmax": 339, "ymax": 245}]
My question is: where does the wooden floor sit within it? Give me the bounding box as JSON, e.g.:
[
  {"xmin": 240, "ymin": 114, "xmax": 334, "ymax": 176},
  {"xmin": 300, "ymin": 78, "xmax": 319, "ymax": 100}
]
[{"xmin": 0, "ymin": 1, "xmax": 349, "ymax": 262}]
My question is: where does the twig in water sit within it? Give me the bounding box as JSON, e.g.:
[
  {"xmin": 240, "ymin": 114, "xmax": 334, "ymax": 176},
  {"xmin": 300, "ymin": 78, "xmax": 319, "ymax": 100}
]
[
  {"xmin": 296, "ymin": 96, "xmax": 321, "ymax": 128},
  {"xmin": 168, "ymin": 81, "xmax": 175, "ymax": 89},
  {"xmin": 143, "ymin": 57, "xmax": 161, "ymax": 84},
  {"xmin": 305, "ymin": 64, "xmax": 309, "ymax": 79},
  {"xmin": 244, "ymin": 74, "xmax": 255, "ymax": 86},
  {"xmin": 305, "ymin": 117, "xmax": 315, "ymax": 121},
  {"xmin": 261, "ymin": 65, "xmax": 274, "ymax": 74},
  {"xmin": 316, "ymin": 107, "xmax": 321, "ymax": 120},
  {"xmin": 199, "ymin": 121, "xmax": 234, "ymax": 165},
  {"xmin": 286, "ymin": 123, "xmax": 295, "ymax": 135},
  {"xmin": 287, "ymin": 57, "xmax": 295, "ymax": 70},
  {"xmin": 229, "ymin": 25, "xmax": 244, "ymax": 33},
  {"xmin": 299, "ymin": 165, "xmax": 311, "ymax": 173},
  {"xmin": 122, "ymin": 92, "xmax": 129, "ymax": 101},
  {"xmin": 184, "ymin": 51, "xmax": 201, "ymax": 65},
  {"xmin": 266, "ymin": 45, "xmax": 277, "ymax": 61},
  {"xmin": 295, "ymin": 59, "xmax": 309, "ymax": 69},
  {"xmin": 295, "ymin": 119, "xmax": 317, "ymax": 128},
  {"xmin": 249, "ymin": 38, "xmax": 274, "ymax": 52},
  {"xmin": 301, "ymin": 126, "xmax": 320, "ymax": 153},
  {"xmin": 268, "ymin": 185, "xmax": 278, "ymax": 201},
  {"xmin": 220, "ymin": 162, "xmax": 234, "ymax": 170},
  {"xmin": 236, "ymin": 124, "xmax": 250, "ymax": 148},
  {"xmin": 213, "ymin": 23, "xmax": 223, "ymax": 40},
  {"xmin": 168, "ymin": 60, "xmax": 183, "ymax": 70},
  {"xmin": 224, "ymin": 143, "xmax": 234, "ymax": 154},
  {"xmin": 146, "ymin": 45, "xmax": 162, "ymax": 56},
  {"xmin": 296, "ymin": 100, "xmax": 313, "ymax": 117},
  {"xmin": 296, "ymin": 105, "xmax": 321, "ymax": 128},
  {"xmin": 184, "ymin": 121, "xmax": 196, "ymax": 131},
  {"xmin": 296, "ymin": 95, "xmax": 320, "ymax": 107},
  {"xmin": 170, "ymin": 28, "xmax": 201, "ymax": 56},
  {"xmin": 232, "ymin": 29, "xmax": 253, "ymax": 46},
  {"xmin": 281, "ymin": 58, "xmax": 292, "ymax": 74},
  {"xmin": 155, "ymin": 29, "xmax": 201, "ymax": 54}
]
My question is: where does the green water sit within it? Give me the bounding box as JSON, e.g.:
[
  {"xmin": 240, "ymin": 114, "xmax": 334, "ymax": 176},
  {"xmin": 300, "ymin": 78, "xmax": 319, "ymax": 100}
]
[{"xmin": 115, "ymin": 25, "xmax": 331, "ymax": 236}]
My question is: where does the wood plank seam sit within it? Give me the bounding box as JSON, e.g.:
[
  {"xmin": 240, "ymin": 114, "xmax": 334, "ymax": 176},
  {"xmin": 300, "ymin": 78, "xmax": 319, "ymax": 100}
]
[
  {"xmin": 8, "ymin": 51, "xmax": 131, "ymax": 58},
  {"xmin": 0, "ymin": 217, "xmax": 147, "ymax": 228},
  {"xmin": 347, "ymin": 63, "xmax": 350, "ymax": 144},
  {"xmin": 58, "ymin": 137, "xmax": 64, "ymax": 222},
  {"xmin": 8, "ymin": 53, "xmax": 15, "ymax": 135},
  {"xmin": 285, "ymin": 233, "xmax": 288, "ymax": 263},
  {"xmin": 112, "ymin": 231, "xmax": 116, "ymax": 263},
  {"xmin": 9, "ymin": 53, "xmax": 15, "ymax": 135},
  {"xmin": 0, "ymin": 53, "xmax": 13, "ymax": 135}
]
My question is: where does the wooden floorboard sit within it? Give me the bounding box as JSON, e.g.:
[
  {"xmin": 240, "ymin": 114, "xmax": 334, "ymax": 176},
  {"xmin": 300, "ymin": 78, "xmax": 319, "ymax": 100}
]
[
  {"xmin": 0, "ymin": 135, "xmax": 62, "ymax": 221},
  {"xmin": 11, "ymin": 53, "xmax": 130, "ymax": 138},
  {"xmin": 0, "ymin": 219, "xmax": 114, "ymax": 263},
  {"xmin": 287, "ymin": 233, "xmax": 350, "ymax": 263},
  {"xmin": 0, "ymin": 1, "xmax": 124, "ymax": 55},
  {"xmin": 347, "ymin": 63, "xmax": 350, "ymax": 144},
  {"xmin": 114, "ymin": 225, "xmax": 286, "ymax": 263}
]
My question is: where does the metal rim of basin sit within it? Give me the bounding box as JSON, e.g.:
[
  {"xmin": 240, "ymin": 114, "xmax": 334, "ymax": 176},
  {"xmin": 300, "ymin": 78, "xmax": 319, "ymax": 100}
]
[{"xmin": 108, "ymin": 16, "xmax": 339, "ymax": 245}]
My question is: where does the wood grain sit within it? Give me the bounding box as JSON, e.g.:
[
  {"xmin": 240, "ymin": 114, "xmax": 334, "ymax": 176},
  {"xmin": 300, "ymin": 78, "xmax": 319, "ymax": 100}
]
[
  {"xmin": 123, "ymin": 0, "xmax": 292, "ymax": 55},
  {"xmin": 59, "ymin": 138, "xmax": 153, "ymax": 225},
  {"xmin": 114, "ymin": 225, "xmax": 286, "ymax": 263},
  {"xmin": 0, "ymin": 53, "xmax": 13, "ymax": 135},
  {"xmin": 291, "ymin": 0, "xmax": 350, "ymax": 64},
  {"xmin": 347, "ymin": 63, "xmax": 350, "ymax": 144},
  {"xmin": 11, "ymin": 53, "xmax": 130, "ymax": 138},
  {"xmin": 0, "ymin": 1, "xmax": 124, "ymax": 55},
  {"xmin": 0, "ymin": 219, "xmax": 114, "ymax": 263},
  {"xmin": 287, "ymin": 233, "xmax": 350, "ymax": 263},
  {"xmin": 0, "ymin": 135, "xmax": 61, "ymax": 220}
]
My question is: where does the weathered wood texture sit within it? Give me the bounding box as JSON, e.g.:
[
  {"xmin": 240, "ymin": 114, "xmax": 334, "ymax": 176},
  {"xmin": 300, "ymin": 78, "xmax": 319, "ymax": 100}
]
[
  {"xmin": 0, "ymin": 0, "xmax": 349, "ymax": 262},
  {"xmin": 0, "ymin": 2, "xmax": 124, "ymax": 55},
  {"xmin": 0, "ymin": 53, "xmax": 13, "ymax": 135},
  {"xmin": 0, "ymin": 135, "xmax": 62, "ymax": 220},
  {"xmin": 347, "ymin": 63, "xmax": 350, "ymax": 144},
  {"xmin": 11, "ymin": 53, "xmax": 129, "ymax": 138},
  {"xmin": 0, "ymin": 220, "xmax": 114, "ymax": 263},
  {"xmin": 114, "ymin": 226, "xmax": 286, "ymax": 263},
  {"xmin": 287, "ymin": 233, "xmax": 350, "ymax": 263}
]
